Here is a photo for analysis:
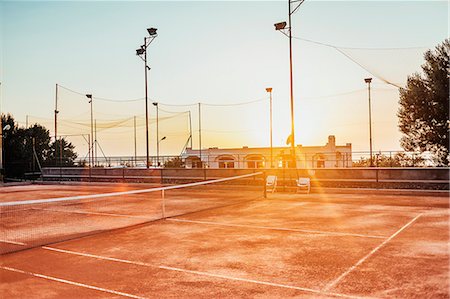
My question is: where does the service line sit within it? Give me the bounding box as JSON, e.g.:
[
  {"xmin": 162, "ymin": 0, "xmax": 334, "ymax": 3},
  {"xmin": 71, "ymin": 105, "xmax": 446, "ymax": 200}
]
[{"xmin": 167, "ymin": 218, "xmax": 386, "ymax": 239}]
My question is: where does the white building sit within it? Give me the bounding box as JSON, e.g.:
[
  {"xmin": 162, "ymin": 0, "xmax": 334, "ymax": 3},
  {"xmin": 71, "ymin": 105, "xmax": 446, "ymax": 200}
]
[{"xmin": 182, "ymin": 135, "xmax": 352, "ymax": 168}]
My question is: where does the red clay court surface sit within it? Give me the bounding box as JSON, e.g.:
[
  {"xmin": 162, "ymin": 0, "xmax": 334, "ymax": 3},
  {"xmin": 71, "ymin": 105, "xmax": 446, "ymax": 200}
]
[{"xmin": 0, "ymin": 184, "xmax": 449, "ymax": 298}]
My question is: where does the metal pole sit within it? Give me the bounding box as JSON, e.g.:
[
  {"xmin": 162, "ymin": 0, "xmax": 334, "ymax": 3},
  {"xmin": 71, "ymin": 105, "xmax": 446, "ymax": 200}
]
[
  {"xmin": 269, "ymin": 89, "xmax": 273, "ymax": 168},
  {"xmin": 0, "ymin": 120, "xmax": 3, "ymax": 174},
  {"xmin": 90, "ymin": 96, "xmax": 94, "ymax": 167},
  {"xmin": 161, "ymin": 189, "xmax": 166, "ymax": 218},
  {"xmin": 88, "ymin": 134, "xmax": 91, "ymax": 181},
  {"xmin": 54, "ymin": 83, "xmax": 58, "ymax": 166},
  {"xmin": 54, "ymin": 84, "xmax": 58, "ymax": 144},
  {"xmin": 288, "ymin": 0, "xmax": 296, "ymax": 169},
  {"xmin": 134, "ymin": 116, "xmax": 137, "ymax": 166},
  {"xmin": 94, "ymin": 119, "xmax": 97, "ymax": 167},
  {"xmin": 198, "ymin": 103, "xmax": 202, "ymax": 168},
  {"xmin": 32, "ymin": 137, "xmax": 36, "ymax": 171},
  {"xmin": 59, "ymin": 137, "xmax": 63, "ymax": 167},
  {"xmin": 144, "ymin": 37, "xmax": 150, "ymax": 168},
  {"xmin": 188, "ymin": 110, "xmax": 193, "ymax": 148},
  {"xmin": 156, "ymin": 103, "xmax": 159, "ymax": 166},
  {"xmin": 365, "ymin": 78, "xmax": 373, "ymax": 167}
]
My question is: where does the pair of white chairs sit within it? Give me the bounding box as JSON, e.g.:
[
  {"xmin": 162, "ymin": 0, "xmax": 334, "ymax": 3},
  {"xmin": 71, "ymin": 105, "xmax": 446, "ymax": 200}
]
[{"xmin": 265, "ymin": 175, "xmax": 311, "ymax": 193}]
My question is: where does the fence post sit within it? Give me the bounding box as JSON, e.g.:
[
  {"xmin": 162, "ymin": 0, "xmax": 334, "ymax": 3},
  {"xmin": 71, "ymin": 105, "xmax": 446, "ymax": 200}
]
[
  {"xmin": 263, "ymin": 171, "xmax": 267, "ymax": 198},
  {"xmin": 161, "ymin": 189, "xmax": 166, "ymax": 218}
]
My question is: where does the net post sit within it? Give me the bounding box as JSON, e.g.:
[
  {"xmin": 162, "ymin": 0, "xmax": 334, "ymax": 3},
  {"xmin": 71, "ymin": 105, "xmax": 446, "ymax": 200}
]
[
  {"xmin": 161, "ymin": 189, "xmax": 166, "ymax": 218},
  {"xmin": 263, "ymin": 171, "xmax": 267, "ymax": 199}
]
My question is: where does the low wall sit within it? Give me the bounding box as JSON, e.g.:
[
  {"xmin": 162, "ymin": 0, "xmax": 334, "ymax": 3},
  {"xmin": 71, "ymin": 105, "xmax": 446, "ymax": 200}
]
[{"xmin": 41, "ymin": 167, "xmax": 449, "ymax": 189}]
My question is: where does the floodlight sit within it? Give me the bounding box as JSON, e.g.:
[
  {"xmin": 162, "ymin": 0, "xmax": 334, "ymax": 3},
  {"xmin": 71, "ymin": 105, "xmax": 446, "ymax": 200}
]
[
  {"xmin": 160, "ymin": 136, "xmax": 166, "ymax": 141},
  {"xmin": 364, "ymin": 78, "xmax": 372, "ymax": 83},
  {"xmin": 266, "ymin": 87, "xmax": 273, "ymax": 92},
  {"xmin": 152, "ymin": 102, "xmax": 158, "ymax": 106},
  {"xmin": 147, "ymin": 28, "xmax": 158, "ymax": 36},
  {"xmin": 274, "ymin": 22, "xmax": 287, "ymax": 31},
  {"xmin": 136, "ymin": 48, "xmax": 145, "ymax": 55},
  {"xmin": 86, "ymin": 94, "xmax": 92, "ymax": 99}
]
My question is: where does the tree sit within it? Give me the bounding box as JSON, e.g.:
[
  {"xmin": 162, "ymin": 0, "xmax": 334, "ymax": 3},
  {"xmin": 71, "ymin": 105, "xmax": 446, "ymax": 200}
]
[
  {"xmin": 45, "ymin": 138, "xmax": 78, "ymax": 166},
  {"xmin": 352, "ymin": 152, "xmax": 425, "ymax": 167},
  {"xmin": 1, "ymin": 113, "xmax": 78, "ymax": 179},
  {"xmin": 164, "ymin": 157, "xmax": 185, "ymax": 168},
  {"xmin": 1, "ymin": 114, "xmax": 51, "ymax": 177},
  {"xmin": 398, "ymin": 39, "xmax": 450, "ymax": 166}
]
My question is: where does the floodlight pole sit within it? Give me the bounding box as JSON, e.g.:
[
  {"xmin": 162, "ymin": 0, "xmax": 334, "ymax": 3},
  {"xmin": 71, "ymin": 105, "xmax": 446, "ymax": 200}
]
[
  {"xmin": 54, "ymin": 84, "xmax": 59, "ymax": 165},
  {"xmin": 198, "ymin": 103, "xmax": 202, "ymax": 167},
  {"xmin": 144, "ymin": 37, "xmax": 150, "ymax": 168},
  {"xmin": 365, "ymin": 78, "xmax": 373, "ymax": 167},
  {"xmin": 153, "ymin": 102, "xmax": 160, "ymax": 166},
  {"xmin": 275, "ymin": 0, "xmax": 305, "ymax": 168},
  {"xmin": 288, "ymin": 0, "xmax": 296, "ymax": 168},
  {"xmin": 136, "ymin": 28, "xmax": 157, "ymax": 168},
  {"xmin": 266, "ymin": 87, "xmax": 274, "ymax": 168},
  {"xmin": 159, "ymin": 136, "xmax": 166, "ymax": 166},
  {"xmin": 134, "ymin": 116, "xmax": 137, "ymax": 166},
  {"xmin": 86, "ymin": 94, "xmax": 93, "ymax": 167}
]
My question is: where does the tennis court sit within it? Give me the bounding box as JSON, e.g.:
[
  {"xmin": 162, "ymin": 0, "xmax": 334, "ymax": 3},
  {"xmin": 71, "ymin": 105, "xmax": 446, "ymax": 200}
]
[{"xmin": 1, "ymin": 177, "xmax": 449, "ymax": 298}]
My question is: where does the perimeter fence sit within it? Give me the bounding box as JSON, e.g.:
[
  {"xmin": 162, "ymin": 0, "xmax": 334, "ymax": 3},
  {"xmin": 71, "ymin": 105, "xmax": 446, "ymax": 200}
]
[{"xmin": 65, "ymin": 150, "xmax": 444, "ymax": 169}]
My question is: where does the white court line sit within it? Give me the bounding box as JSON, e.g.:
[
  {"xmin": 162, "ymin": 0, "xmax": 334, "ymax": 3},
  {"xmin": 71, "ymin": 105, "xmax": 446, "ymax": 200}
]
[
  {"xmin": 33, "ymin": 208, "xmax": 154, "ymax": 220},
  {"xmin": 158, "ymin": 265, "xmax": 367, "ymax": 299},
  {"xmin": 323, "ymin": 213, "xmax": 423, "ymax": 292},
  {"xmin": 0, "ymin": 239, "xmax": 26, "ymax": 246},
  {"xmin": 42, "ymin": 246, "xmax": 155, "ymax": 267},
  {"xmin": 43, "ymin": 246, "xmax": 365, "ymax": 299},
  {"xmin": 0, "ymin": 266, "xmax": 146, "ymax": 299},
  {"xmin": 167, "ymin": 218, "xmax": 387, "ymax": 239}
]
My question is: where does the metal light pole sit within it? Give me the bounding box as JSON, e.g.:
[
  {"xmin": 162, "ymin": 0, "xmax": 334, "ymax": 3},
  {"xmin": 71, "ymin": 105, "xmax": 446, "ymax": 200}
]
[
  {"xmin": 152, "ymin": 102, "xmax": 160, "ymax": 166},
  {"xmin": 159, "ymin": 136, "xmax": 166, "ymax": 166},
  {"xmin": 136, "ymin": 27, "xmax": 158, "ymax": 168},
  {"xmin": 54, "ymin": 84, "xmax": 58, "ymax": 145},
  {"xmin": 86, "ymin": 94, "xmax": 93, "ymax": 167},
  {"xmin": 198, "ymin": 103, "xmax": 202, "ymax": 168},
  {"xmin": 266, "ymin": 87, "xmax": 274, "ymax": 168},
  {"xmin": 275, "ymin": 0, "xmax": 306, "ymax": 168},
  {"xmin": 364, "ymin": 78, "xmax": 374, "ymax": 167},
  {"xmin": 133, "ymin": 115, "xmax": 137, "ymax": 166}
]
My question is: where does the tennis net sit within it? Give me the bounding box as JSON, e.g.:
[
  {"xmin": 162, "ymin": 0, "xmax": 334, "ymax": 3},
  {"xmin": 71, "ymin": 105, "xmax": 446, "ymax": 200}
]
[{"xmin": 0, "ymin": 172, "xmax": 265, "ymax": 254}]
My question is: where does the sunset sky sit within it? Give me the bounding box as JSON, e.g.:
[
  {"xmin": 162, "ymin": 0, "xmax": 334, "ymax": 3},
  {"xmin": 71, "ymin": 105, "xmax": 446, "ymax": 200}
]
[{"xmin": 0, "ymin": 1, "xmax": 447, "ymax": 157}]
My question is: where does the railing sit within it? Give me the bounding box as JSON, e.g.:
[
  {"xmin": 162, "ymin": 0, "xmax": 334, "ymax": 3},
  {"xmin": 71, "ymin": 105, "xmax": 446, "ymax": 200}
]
[{"xmin": 66, "ymin": 150, "xmax": 444, "ymax": 168}]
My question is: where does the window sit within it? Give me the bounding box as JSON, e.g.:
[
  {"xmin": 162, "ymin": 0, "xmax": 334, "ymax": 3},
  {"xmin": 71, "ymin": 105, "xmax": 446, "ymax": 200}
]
[
  {"xmin": 245, "ymin": 155, "xmax": 264, "ymax": 168},
  {"xmin": 217, "ymin": 155, "xmax": 235, "ymax": 168}
]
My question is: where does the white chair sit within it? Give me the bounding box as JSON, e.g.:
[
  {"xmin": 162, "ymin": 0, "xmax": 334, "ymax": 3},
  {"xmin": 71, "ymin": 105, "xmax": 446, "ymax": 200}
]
[
  {"xmin": 296, "ymin": 177, "xmax": 311, "ymax": 194},
  {"xmin": 266, "ymin": 175, "xmax": 277, "ymax": 193}
]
